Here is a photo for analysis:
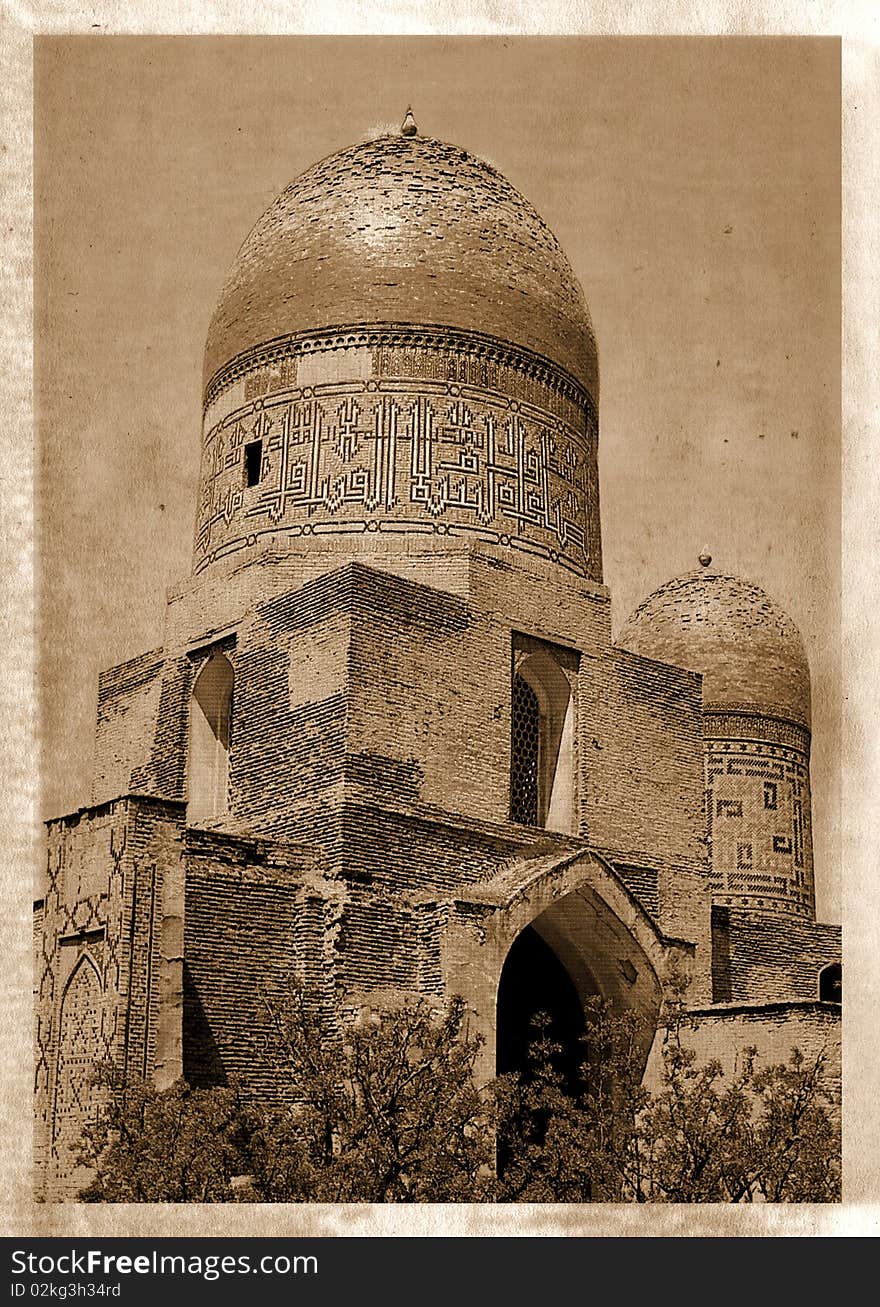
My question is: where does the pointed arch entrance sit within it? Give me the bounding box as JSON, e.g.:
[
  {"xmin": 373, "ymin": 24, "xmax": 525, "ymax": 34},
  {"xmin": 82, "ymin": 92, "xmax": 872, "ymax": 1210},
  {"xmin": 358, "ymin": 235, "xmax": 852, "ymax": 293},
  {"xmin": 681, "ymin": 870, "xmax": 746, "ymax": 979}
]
[{"xmin": 443, "ymin": 849, "xmax": 673, "ymax": 1087}]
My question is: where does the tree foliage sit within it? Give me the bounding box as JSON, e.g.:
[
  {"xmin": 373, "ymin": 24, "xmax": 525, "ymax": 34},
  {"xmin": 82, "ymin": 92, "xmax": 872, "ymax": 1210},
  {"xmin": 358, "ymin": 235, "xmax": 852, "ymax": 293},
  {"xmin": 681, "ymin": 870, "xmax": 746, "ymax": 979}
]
[
  {"xmin": 77, "ymin": 1067, "xmax": 257, "ymax": 1202},
  {"xmin": 79, "ymin": 988, "xmax": 494, "ymax": 1203},
  {"xmin": 494, "ymin": 999, "xmax": 648, "ymax": 1202},
  {"xmin": 496, "ymin": 994, "xmax": 841, "ymax": 1203},
  {"xmin": 78, "ymin": 984, "xmax": 840, "ymax": 1204},
  {"xmin": 251, "ymin": 988, "xmax": 495, "ymax": 1202}
]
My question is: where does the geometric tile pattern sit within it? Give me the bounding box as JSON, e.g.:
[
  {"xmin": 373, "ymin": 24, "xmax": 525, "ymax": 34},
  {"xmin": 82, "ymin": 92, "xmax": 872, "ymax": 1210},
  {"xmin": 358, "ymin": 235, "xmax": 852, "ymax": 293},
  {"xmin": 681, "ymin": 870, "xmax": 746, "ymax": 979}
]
[
  {"xmin": 50, "ymin": 955, "xmax": 103, "ymax": 1185},
  {"xmin": 706, "ymin": 736, "xmax": 813, "ymax": 916}
]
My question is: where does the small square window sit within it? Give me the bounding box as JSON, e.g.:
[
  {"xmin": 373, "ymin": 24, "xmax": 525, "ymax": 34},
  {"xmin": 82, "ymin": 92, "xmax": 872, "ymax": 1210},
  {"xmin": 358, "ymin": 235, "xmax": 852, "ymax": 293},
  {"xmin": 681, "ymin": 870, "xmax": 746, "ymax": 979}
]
[
  {"xmin": 244, "ymin": 440, "xmax": 263, "ymax": 488},
  {"xmin": 772, "ymin": 835, "xmax": 793, "ymax": 854}
]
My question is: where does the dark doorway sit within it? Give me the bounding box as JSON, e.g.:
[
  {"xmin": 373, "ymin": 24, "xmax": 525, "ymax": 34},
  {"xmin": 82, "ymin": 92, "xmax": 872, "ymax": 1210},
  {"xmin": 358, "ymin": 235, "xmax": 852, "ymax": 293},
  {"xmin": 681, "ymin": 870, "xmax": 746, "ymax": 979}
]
[
  {"xmin": 496, "ymin": 925, "xmax": 585, "ymax": 1092},
  {"xmin": 818, "ymin": 962, "xmax": 841, "ymax": 1003}
]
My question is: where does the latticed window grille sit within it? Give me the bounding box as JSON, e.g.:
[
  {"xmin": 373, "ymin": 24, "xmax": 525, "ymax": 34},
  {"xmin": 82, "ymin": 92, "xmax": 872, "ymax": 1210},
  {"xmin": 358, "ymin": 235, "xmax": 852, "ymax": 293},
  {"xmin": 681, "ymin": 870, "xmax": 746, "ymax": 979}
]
[{"xmin": 511, "ymin": 674, "xmax": 540, "ymax": 825}]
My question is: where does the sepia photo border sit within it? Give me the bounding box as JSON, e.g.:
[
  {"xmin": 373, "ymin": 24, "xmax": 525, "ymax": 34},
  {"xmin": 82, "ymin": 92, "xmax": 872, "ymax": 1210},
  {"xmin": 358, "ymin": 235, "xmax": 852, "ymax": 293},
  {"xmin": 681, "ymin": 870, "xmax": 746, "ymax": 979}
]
[{"xmin": 1, "ymin": 1, "xmax": 877, "ymax": 1239}]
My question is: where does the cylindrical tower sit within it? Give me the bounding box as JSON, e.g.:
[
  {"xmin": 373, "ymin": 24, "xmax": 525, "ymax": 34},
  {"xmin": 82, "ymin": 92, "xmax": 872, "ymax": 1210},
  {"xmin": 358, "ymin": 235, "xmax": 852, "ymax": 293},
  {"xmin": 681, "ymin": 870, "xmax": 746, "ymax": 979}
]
[
  {"xmin": 620, "ymin": 558, "xmax": 815, "ymax": 918},
  {"xmin": 194, "ymin": 122, "xmax": 601, "ymax": 587}
]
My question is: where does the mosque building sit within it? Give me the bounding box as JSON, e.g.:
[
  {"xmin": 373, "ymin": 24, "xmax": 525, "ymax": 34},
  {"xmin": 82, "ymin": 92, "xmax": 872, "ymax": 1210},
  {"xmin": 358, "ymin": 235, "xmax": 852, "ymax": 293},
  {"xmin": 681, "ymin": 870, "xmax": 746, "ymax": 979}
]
[{"xmin": 34, "ymin": 113, "xmax": 841, "ymax": 1199}]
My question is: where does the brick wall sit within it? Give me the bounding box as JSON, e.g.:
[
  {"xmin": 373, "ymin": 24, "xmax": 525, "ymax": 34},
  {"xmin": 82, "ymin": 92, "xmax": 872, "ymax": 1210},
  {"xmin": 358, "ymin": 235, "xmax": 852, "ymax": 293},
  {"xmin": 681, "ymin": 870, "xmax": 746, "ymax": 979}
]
[
  {"xmin": 346, "ymin": 566, "xmax": 508, "ymax": 825},
  {"xmin": 711, "ymin": 907, "xmax": 841, "ymax": 1003},
  {"xmin": 181, "ymin": 828, "xmax": 339, "ymax": 1104},
  {"xmin": 229, "ymin": 580, "xmax": 350, "ymax": 838},
  {"xmin": 91, "ymin": 650, "xmax": 195, "ymax": 810},
  {"xmin": 91, "ymin": 649, "xmax": 164, "ymax": 804},
  {"xmin": 646, "ymin": 1002, "xmax": 841, "ymax": 1110},
  {"xmin": 584, "ymin": 647, "xmax": 705, "ymax": 873}
]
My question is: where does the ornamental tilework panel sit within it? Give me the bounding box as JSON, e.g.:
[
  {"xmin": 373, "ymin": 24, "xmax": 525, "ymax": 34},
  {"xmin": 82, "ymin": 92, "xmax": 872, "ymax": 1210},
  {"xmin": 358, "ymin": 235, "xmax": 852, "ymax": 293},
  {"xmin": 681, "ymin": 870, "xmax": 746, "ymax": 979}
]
[
  {"xmin": 35, "ymin": 798, "xmax": 185, "ymax": 1199},
  {"xmin": 706, "ymin": 738, "xmax": 814, "ymax": 916},
  {"xmin": 50, "ymin": 953, "xmax": 105, "ymax": 1191},
  {"xmin": 195, "ymin": 361, "xmax": 600, "ymax": 582}
]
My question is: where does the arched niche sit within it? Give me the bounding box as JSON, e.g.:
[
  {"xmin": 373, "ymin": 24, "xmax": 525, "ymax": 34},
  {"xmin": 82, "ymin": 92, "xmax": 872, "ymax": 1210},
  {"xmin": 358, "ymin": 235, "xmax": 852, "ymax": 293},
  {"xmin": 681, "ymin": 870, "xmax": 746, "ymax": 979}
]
[
  {"xmin": 445, "ymin": 851, "xmax": 670, "ymax": 1087},
  {"xmin": 818, "ymin": 962, "xmax": 841, "ymax": 1004},
  {"xmin": 188, "ymin": 653, "xmax": 234, "ymax": 824},
  {"xmin": 511, "ymin": 648, "xmax": 575, "ymax": 833},
  {"xmin": 51, "ymin": 954, "xmax": 103, "ymax": 1187}
]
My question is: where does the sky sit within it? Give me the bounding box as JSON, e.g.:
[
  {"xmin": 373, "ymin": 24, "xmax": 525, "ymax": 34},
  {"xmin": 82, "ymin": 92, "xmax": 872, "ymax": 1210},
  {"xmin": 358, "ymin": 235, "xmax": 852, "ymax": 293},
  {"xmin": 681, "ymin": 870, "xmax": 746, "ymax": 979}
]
[{"xmin": 34, "ymin": 35, "xmax": 841, "ymax": 921}]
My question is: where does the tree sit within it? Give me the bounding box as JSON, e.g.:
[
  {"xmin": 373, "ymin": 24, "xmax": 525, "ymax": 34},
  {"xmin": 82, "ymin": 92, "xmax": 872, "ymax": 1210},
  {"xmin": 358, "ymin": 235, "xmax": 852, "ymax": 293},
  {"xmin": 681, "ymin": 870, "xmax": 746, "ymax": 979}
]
[
  {"xmin": 78, "ymin": 984, "xmax": 839, "ymax": 1204},
  {"xmin": 77, "ymin": 1066, "xmax": 258, "ymax": 1202},
  {"xmin": 495, "ymin": 994, "xmax": 841, "ymax": 1203},
  {"xmin": 253, "ymin": 987, "xmax": 495, "ymax": 1202},
  {"xmin": 78, "ymin": 989, "xmax": 495, "ymax": 1203},
  {"xmin": 494, "ymin": 1000, "xmax": 650, "ymax": 1203}
]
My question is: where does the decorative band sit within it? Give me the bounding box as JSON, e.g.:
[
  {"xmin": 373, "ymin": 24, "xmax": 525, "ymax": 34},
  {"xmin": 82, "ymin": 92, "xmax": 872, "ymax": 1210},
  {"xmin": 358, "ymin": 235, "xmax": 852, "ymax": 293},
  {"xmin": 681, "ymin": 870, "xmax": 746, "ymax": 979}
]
[
  {"xmin": 703, "ymin": 704, "xmax": 811, "ymax": 747},
  {"xmin": 191, "ymin": 515, "xmax": 597, "ymax": 582},
  {"xmin": 710, "ymin": 894, "xmax": 813, "ymax": 918},
  {"xmin": 203, "ymin": 322, "xmax": 597, "ymax": 415}
]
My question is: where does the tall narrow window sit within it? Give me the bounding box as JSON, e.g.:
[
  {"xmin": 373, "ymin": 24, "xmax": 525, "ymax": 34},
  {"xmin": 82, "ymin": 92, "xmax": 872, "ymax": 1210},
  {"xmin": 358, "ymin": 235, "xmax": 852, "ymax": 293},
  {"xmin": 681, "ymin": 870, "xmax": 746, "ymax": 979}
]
[
  {"xmin": 188, "ymin": 653, "xmax": 233, "ymax": 823},
  {"xmin": 244, "ymin": 440, "xmax": 263, "ymax": 488},
  {"xmin": 510, "ymin": 640, "xmax": 576, "ymax": 833},
  {"xmin": 511, "ymin": 675, "xmax": 541, "ymax": 825}
]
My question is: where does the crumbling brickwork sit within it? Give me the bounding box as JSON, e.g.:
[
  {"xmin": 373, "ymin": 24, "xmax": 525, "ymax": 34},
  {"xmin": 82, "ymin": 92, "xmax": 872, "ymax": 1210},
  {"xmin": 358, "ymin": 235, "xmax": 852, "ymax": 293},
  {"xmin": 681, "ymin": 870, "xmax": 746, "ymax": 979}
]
[
  {"xmin": 181, "ymin": 828, "xmax": 339, "ymax": 1102},
  {"xmin": 91, "ymin": 649, "xmax": 164, "ymax": 804}
]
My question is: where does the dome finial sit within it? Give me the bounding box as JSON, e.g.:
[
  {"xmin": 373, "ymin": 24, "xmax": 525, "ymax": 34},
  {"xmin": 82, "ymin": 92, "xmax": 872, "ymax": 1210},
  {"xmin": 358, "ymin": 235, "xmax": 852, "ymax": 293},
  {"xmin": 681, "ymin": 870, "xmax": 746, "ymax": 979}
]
[
  {"xmin": 698, "ymin": 549, "xmax": 712, "ymax": 568},
  {"xmin": 401, "ymin": 106, "xmax": 418, "ymax": 137}
]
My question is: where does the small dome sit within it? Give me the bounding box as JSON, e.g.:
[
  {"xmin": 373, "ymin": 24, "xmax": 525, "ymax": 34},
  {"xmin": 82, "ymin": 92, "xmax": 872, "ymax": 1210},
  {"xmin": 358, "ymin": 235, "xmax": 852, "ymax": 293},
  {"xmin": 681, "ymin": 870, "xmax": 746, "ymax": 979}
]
[
  {"xmin": 204, "ymin": 132, "xmax": 597, "ymax": 399},
  {"xmin": 619, "ymin": 566, "xmax": 811, "ymax": 727}
]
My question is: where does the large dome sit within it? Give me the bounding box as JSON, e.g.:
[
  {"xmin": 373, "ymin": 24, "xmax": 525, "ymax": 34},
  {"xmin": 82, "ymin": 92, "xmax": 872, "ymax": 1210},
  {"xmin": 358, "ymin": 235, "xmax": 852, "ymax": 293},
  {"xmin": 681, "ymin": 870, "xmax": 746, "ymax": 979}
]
[
  {"xmin": 204, "ymin": 130, "xmax": 597, "ymax": 400},
  {"xmin": 619, "ymin": 563, "xmax": 811, "ymax": 727},
  {"xmin": 193, "ymin": 124, "xmax": 603, "ymax": 586}
]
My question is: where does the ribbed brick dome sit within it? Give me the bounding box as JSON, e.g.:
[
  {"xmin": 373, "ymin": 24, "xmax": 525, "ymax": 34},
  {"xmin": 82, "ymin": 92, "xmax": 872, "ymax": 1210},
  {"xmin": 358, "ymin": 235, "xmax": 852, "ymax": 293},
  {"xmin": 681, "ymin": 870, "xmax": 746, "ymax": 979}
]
[
  {"xmin": 619, "ymin": 566, "xmax": 811, "ymax": 727},
  {"xmin": 204, "ymin": 131, "xmax": 597, "ymax": 400}
]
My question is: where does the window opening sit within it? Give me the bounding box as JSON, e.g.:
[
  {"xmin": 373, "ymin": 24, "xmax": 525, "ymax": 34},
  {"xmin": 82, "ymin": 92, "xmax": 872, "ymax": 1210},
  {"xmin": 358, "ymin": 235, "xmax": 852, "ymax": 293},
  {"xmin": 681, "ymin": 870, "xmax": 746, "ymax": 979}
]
[
  {"xmin": 188, "ymin": 653, "xmax": 234, "ymax": 823},
  {"xmin": 818, "ymin": 963, "xmax": 841, "ymax": 1003},
  {"xmin": 510, "ymin": 675, "xmax": 540, "ymax": 825},
  {"xmin": 244, "ymin": 440, "xmax": 263, "ymax": 488},
  {"xmin": 509, "ymin": 641, "xmax": 576, "ymax": 833}
]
